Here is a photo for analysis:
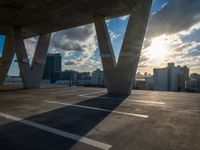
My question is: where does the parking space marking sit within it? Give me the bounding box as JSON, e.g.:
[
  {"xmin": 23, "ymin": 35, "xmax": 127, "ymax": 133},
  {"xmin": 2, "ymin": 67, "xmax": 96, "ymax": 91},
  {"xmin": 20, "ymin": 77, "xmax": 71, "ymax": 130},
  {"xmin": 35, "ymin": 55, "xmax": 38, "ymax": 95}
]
[
  {"xmin": 125, "ymin": 99, "xmax": 165, "ymax": 105},
  {"xmin": 52, "ymin": 87, "xmax": 84, "ymax": 94},
  {"xmin": 0, "ymin": 112, "xmax": 112, "ymax": 150},
  {"xmin": 52, "ymin": 87, "xmax": 100, "ymax": 95},
  {"xmin": 79, "ymin": 92, "xmax": 165, "ymax": 105},
  {"xmin": 45, "ymin": 101, "xmax": 149, "ymax": 118},
  {"xmin": 79, "ymin": 91, "xmax": 106, "ymax": 96}
]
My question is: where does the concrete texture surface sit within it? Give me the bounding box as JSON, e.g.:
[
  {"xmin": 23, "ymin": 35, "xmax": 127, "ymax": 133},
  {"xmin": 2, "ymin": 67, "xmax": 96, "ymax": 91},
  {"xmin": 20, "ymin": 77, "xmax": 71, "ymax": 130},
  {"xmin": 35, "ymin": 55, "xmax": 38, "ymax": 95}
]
[
  {"xmin": 11, "ymin": 28, "xmax": 51, "ymax": 88},
  {"xmin": 94, "ymin": 0, "xmax": 151, "ymax": 95},
  {"xmin": 0, "ymin": 85, "xmax": 199, "ymax": 150},
  {"xmin": 0, "ymin": 0, "xmax": 145, "ymax": 38}
]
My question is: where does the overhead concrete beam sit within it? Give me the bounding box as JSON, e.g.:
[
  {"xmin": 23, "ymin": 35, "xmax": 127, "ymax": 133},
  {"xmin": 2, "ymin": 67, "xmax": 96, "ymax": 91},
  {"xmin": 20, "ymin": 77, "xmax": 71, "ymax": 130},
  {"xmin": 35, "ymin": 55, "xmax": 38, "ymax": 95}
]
[
  {"xmin": 11, "ymin": 27, "xmax": 51, "ymax": 88},
  {"xmin": 94, "ymin": 0, "xmax": 152, "ymax": 95},
  {"xmin": 0, "ymin": 34, "xmax": 15, "ymax": 84},
  {"xmin": 0, "ymin": 0, "xmax": 140, "ymax": 38}
]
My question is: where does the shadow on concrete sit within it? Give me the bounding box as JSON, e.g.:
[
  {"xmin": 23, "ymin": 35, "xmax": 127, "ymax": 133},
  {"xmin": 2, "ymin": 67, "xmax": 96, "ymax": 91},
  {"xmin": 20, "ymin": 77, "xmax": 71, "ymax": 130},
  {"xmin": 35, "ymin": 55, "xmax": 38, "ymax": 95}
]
[
  {"xmin": 0, "ymin": 84, "xmax": 24, "ymax": 92},
  {"xmin": 0, "ymin": 94, "xmax": 127, "ymax": 150}
]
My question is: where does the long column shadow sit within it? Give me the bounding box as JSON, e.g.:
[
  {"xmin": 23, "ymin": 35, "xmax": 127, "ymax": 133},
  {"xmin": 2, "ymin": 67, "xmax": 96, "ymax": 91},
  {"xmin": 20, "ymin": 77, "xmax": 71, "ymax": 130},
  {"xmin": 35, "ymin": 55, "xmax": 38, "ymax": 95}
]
[
  {"xmin": 0, "ymin": 94, "xmax": 128, "ymax": 150},
  {"xmin": 0, "ymin": 84, "xmax": 24, "ymax": 92}
]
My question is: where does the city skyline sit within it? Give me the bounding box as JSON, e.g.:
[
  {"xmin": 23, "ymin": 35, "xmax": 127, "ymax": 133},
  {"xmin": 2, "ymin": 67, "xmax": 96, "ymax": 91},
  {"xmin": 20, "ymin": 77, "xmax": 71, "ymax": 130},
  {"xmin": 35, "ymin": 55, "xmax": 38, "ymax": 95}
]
[
  {"xmin": 0, "ymin": 0, "xmax": 200, "ymax": 76},
  {"xmin": 5, "ymin": 60, "xmax": 200, "ymax": 93}
]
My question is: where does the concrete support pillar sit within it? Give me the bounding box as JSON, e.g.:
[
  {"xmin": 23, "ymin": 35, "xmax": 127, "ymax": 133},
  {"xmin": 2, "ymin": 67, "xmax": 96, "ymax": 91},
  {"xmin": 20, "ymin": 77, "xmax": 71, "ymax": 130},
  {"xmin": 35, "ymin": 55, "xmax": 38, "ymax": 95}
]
[
  {"xmin": 94, "ymin": 0, "xmax": 152, "ymax": 95},
  {"xmin": 0, "ymin": 34, "xmax": 15, "ymax": 84},
  {"xmin": 11, "ymin": 27, "xmax": 51, "ymax": 88},
  {"xmin": 30, "ymin": 33, "xmax": 51, "ymax": 87}
]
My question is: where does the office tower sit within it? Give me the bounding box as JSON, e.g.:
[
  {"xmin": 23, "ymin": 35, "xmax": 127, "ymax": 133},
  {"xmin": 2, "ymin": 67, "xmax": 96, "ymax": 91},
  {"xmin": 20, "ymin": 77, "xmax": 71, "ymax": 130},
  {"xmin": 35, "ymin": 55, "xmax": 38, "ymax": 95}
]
[{"xmin": 43, "ymin": 53, "xmax": 62, "ymax": 81}]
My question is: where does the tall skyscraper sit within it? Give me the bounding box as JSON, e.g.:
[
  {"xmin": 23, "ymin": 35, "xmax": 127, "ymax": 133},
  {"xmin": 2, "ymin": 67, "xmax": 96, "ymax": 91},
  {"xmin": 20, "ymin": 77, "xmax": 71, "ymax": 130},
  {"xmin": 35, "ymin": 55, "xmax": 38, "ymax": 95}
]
[
  {"xmin": 153, "ymin": 63, "xmax": 189, "ymax": 92},
  {"xmin": 43, "ymin": 53, "xmax": 62, "ymax": 81}
]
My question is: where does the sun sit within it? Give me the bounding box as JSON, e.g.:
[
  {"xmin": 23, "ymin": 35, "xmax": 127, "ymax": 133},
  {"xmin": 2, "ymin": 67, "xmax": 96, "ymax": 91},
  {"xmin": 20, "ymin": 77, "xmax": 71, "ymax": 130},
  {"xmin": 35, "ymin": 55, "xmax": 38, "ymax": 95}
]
[{"xmin": 148, "ymin": 37, "xmax": 169, "ymax": 60}]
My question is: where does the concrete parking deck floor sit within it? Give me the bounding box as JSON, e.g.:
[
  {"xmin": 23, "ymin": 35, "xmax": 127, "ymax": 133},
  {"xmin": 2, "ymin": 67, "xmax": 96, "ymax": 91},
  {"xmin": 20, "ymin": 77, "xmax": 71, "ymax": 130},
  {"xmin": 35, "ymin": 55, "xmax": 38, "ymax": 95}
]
[{"xmin": 0, "ymin": 85, "xmax": 200, "ymax": 150}]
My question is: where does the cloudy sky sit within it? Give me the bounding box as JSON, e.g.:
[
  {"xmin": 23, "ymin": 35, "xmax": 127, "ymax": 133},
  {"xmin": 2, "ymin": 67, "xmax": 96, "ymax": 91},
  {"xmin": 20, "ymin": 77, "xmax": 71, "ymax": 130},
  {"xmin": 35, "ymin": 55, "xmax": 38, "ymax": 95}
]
[{"xmin": 0, "ymin": 0, "xmax": 200, "ymax": 76}]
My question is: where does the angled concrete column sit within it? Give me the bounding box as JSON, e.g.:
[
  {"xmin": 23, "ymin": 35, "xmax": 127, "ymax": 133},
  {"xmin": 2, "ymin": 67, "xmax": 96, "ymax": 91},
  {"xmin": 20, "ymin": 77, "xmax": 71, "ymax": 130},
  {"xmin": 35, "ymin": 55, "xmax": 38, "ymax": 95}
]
[
  {"xmin": 0, "ymin": 34, "xmax": 15, "ymax": 84},
  {"xmin": 11, "ymin": 27, "xmax": 51, "ymax": 88},
  {"xmin": 94, "ymin": 0, "xmax": 152, "ymax": 95},
  {"xmin": 30, "ymin": 33, "xmax": 51, "ymax": 87}
]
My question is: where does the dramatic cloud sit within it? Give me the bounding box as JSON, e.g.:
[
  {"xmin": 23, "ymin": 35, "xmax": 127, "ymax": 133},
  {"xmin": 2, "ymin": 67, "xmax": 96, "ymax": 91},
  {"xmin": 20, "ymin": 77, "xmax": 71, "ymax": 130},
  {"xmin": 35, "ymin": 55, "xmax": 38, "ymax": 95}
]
[
  {"xmin": 63, "ymin": 58, "xmax": 102, "ymax": 72},
  {"xmin": 137, "ymin": 0, "xmax": 200, "ymax": 74},
  {"xmin": 109, "ymin": 30, "xmax": 120, "ymax": 43},
  {"xmin": 50, "ymin": 24, "xmax": 96, "ymax": 52},
  {"xmin": 138, "ymin": 32, "xmax": 200, "ymax": 74},
  {"xmin": 139, "ymin": 55, "xmax": 149, "ymax": 62},
  {"xmin": 146, "ymin": 0, "xmax": 200, "ymax": 38},
  {"xmin": 119, "ymin": 15, "xmax": 129, "ymax": 21},
  {"xmin": 24, "ymin": 36, "xmax": 38, "ymax": 59},
  {"xmin": 49, "ymin": 24, "xmax": 98, "ymax": 70}
]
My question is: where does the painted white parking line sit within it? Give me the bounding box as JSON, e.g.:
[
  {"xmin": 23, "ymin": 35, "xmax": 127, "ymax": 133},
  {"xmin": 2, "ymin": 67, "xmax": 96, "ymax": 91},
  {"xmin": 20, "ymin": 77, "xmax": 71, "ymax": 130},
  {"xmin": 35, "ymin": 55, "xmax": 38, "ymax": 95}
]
[
  {"xmin": 125, "ymin": 99, "xmax": 165, "ymax": 105},
  {"xmin": 0, "ymin": 112, "xmax": 112, "ymax": 150},
  {"xmin": 52, "ymin": 88, "xmax": 84, "ymax": 94},
  {"xmin": 79, "ymin": 92, "xmax": 165, "ymax": 105},
  {"xmin": 52, "ymin": 87, "xmax": 100, "ymax": 95},
  {"xmin": 79, "ymin": 91, "xmax": 106, "ymax": 96},
  {"xmin": 45, "ymin": 101, "xmax": 148, "ymax": 118}
]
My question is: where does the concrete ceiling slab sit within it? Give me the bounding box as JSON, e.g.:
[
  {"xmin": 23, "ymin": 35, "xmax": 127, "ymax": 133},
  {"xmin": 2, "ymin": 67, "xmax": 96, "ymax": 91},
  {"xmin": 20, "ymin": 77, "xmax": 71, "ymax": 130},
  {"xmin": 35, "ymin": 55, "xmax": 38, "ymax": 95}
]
[{"xmin": 0, "ymin": 0, "xmax": 143, "ymax": 38}]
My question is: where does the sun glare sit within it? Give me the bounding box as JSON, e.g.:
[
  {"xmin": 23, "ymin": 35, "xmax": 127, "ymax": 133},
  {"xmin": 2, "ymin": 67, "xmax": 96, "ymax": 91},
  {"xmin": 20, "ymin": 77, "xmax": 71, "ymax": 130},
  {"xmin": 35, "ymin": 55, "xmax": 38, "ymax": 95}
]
[{"xmin": 148, "ymin": 37, "xmax": 169, "ymax": 60}]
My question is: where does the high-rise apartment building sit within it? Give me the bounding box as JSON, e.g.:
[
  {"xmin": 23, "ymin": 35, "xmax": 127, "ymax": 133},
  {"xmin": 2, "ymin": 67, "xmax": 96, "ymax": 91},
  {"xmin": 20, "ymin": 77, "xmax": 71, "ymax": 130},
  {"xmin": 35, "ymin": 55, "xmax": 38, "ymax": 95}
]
[
  {"xmin": 91, "ymin": 69, "xmax": 104, "ymax": 86},
  {"xmin": 153, "ymin": 63, "xmax": 189, "ymax": 92}
]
